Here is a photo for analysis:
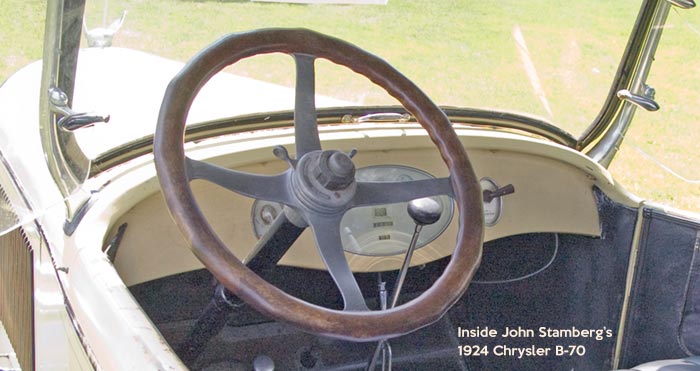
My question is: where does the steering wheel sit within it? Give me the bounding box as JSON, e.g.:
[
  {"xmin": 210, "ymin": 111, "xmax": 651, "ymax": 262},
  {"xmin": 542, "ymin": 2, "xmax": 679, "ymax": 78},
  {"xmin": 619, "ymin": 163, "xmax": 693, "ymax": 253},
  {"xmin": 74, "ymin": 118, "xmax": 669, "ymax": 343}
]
[{"xmin": 154, "ymin": 29, "xmax": 483, "ymax": 342}]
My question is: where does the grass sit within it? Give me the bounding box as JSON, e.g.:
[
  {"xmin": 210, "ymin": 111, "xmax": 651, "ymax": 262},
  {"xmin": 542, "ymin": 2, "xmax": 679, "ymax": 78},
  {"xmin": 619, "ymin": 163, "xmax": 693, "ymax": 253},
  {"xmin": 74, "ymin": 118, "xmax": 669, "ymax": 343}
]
[
  {"xmin": 0, "ymin": 0, "xmax": 46, "ymax": 77},
  {"xmin": 1, "ymin": 0, "xmax": 699, "ymax": 212}
]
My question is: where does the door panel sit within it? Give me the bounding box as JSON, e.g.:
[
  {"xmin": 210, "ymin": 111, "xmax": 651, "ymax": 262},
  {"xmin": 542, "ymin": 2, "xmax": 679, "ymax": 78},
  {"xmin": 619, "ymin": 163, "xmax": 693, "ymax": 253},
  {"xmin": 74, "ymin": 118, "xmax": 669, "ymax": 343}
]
[{"xmin": 619, "ymin": 208, "xmax": 700, "ymax": 367}]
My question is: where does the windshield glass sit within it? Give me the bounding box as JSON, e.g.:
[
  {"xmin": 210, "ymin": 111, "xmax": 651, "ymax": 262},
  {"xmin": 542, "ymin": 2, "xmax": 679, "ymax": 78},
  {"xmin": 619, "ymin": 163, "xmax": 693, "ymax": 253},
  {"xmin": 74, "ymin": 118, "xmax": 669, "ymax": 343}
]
[
  {"xmin": 608, "ymin": 6, "xmax": 700, "ymax": 212},
  {"xmin": 57, "ymin": 0, "xmax": 639, "ymax": 158},
  {"xmin": 6, "ymin": 0, "xmax": 700, "ymax": 217}
]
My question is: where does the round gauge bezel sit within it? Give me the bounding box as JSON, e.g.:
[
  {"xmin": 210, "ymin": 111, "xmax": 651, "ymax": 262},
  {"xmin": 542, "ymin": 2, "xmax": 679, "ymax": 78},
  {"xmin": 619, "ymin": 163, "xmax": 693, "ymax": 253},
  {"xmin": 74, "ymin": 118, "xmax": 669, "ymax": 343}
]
[
  {"xmin": 251, "ymin": 165, "xmax": 455, "ymax": 257},
  {"xmin": 479, "ymin": 177, "xmax": 503, "ymax": 227},
  {"xmin": 339, "ymin": 164, "xmax": 455, "ymax": 257}
]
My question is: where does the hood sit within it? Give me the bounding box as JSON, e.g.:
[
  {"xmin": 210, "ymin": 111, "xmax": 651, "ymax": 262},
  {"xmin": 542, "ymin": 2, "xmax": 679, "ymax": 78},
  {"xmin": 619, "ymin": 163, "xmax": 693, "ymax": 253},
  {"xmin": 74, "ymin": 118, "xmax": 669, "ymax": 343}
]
[{"xmin": 68, "ymin": 47, "xmax": 352, "ymax": 159}]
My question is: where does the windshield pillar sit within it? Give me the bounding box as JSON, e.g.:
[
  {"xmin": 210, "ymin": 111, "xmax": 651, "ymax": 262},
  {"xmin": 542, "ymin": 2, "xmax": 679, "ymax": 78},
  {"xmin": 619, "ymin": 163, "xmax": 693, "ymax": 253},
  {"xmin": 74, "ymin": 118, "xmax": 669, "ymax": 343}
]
[
  {"xmin": 38, "ymin": 0, "xmax": 89, "ymax": 215},
  {"xmin": 582, "ymin": 0, "xmax": 688, "ymax": 167}
]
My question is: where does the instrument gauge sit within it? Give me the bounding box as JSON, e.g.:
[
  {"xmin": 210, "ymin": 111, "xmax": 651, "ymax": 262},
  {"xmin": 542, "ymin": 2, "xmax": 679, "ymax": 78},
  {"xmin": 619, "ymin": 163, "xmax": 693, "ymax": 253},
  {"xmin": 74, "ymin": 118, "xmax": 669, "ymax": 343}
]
[
  {"xmin": 340, "ymin": 165, "xmax": 454, "ymax": 256},
  {"xmin": 251, "ymin": 165, "xmax": 455, "ymax": 257},
  {"xmin": 480, "ymin": 177, "xmax": 502, "ymax": 226}
]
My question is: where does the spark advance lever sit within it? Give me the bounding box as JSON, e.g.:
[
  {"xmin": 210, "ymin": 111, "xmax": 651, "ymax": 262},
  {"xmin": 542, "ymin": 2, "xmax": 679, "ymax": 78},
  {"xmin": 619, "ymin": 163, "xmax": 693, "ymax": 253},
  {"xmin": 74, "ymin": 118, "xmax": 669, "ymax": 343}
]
[{"xmin": 483, "ymin": 183, "xmax": 515, "ymax": 203}]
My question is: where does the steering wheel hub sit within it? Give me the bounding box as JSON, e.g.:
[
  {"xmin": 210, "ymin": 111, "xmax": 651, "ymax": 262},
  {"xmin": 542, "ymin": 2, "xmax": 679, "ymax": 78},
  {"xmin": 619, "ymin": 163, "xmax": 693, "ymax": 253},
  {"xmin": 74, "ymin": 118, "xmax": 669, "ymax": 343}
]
[
  {"xmin": 292, "ymin": 150, "xmax": 357, "ymax": 214},
  {"xmin": 315, "ymin": 150, "xmax": 355, "ymax": 190}
]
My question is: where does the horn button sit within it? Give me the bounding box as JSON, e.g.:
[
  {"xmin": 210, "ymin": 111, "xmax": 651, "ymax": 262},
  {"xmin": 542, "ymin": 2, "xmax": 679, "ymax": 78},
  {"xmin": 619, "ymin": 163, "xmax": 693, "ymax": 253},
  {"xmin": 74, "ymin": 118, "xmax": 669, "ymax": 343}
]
[{"xmin": 292, "ymin": 150, "xmax": 358, "ymax": 213}]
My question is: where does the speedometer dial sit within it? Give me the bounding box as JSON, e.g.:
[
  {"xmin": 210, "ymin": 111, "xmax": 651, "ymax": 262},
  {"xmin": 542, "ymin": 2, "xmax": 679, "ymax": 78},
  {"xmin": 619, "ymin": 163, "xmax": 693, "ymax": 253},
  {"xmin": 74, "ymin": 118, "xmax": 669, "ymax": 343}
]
[{"xmin": 339, "ymin": 165, "xmax": 454, "ymax": 256}]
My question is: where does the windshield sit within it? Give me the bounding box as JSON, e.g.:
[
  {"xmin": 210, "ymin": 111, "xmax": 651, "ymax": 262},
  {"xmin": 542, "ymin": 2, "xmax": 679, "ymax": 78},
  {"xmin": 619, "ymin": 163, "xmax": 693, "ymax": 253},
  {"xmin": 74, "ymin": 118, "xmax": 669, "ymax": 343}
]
[
  {"xmin": 3, "ymin": 0, "xmax": 700, "ymax": 217},
  {"xmin": 608, "ymin": 6, "xmax": 700, "ymax": 212},
  {"xmin": 60, "ymin": 0, "xmax": 639, "ymax": 157}
]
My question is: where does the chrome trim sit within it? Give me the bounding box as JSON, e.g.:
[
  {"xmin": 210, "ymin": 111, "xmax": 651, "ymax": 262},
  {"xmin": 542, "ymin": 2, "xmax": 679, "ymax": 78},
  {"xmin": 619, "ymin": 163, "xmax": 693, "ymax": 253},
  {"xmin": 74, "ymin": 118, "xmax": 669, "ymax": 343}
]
[
  {"xmin": 668, "ymin": 0, "xmax": 696, "ymax": 9},
  {"xmin": 578, "ymin": 0, "xmax": 670, "ymax": 151},
  {"xmin": 90, "ymin": 106, "xmax": 578, "ymax": 177},
  {"xmin": 613, "ymin": 203, "xmax": 647, "ymax": 369},
  {"xmin": 39, "ymin": 0, "xmax": 90, "ymax": 216},
  {"xmin": 49, "ymin": 87, "xmax": 110, "ymax": 131},
  {"xmin": 83, "ymin": 10, "xmax": 127, "ymax": 48},
  {"xmin": 0, "ymin": 206, "xmax": 33, "ymax": 371},
  {"xmin": 617, "ymin": 88, "xmax": 660, "ymax": 112},
  {"xmin": 342, "ymin": 112, "xmax": 411, "ymax": 123},
  {"xmin": 586, "ymin": 0, "xmax": 672, "ymax": 167}
]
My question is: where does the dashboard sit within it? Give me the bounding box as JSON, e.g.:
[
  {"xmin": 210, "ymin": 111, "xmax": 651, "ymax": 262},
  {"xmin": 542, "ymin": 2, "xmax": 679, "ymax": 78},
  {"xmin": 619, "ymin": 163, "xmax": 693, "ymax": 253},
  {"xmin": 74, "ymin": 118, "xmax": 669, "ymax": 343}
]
[{"xmin": 106, "ymin": 126, "xmax": 605, "ymax": 286}]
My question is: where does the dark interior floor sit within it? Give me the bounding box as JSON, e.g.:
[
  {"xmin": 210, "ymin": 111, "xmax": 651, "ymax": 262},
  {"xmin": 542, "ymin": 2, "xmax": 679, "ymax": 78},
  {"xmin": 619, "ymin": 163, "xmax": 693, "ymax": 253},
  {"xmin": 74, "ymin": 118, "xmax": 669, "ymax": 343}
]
[
  {"xmin": 132, "ymin": 252, "xmax": 473, "ymax": 370},
  {"xmin": 131, "ymin": 221, "xmax": 635, "ymax": 371},
  {"xmin": 159, "ymin": 310, "xmax": 469, "ymax": 371},
  {"xmin": 128, "ymin": 190, "xmax": 700, "ymax": 370}
]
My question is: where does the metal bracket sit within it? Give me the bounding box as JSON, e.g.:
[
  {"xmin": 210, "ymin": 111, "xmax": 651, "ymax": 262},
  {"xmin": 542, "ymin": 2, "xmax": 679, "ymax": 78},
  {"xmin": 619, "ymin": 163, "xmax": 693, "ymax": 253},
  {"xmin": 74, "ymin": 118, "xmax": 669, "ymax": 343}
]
[
  {"xmin": 341, "ymin": 112, "xmax": 411, "ymax": 123},
  {"xmin": 617, "ymin": 86, "xmax": 660, "ymax": 112},
  {"xmin": 667, "ymin": 0, "xmax": 696, "ymax": 9},
  {"xmin": 49, "ymin": 88, "xmax": 110, "ymax": 131}
]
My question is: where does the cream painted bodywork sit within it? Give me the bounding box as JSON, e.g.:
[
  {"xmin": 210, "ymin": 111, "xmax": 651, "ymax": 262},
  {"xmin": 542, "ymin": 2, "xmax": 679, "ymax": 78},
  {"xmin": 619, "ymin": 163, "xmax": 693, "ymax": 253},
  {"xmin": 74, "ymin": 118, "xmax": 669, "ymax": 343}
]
[
  {"xmin": 0, "ymin": 149, "xmax": 95, "ymax": 369},
  {"xmin": 56, "ymin": 121, "xmax": 642, "ymax": 368},
  {"xmin": 0, "ymin": 45, "xmax": 645, "ymax": 369},
  {"xmin": 1, "ymin": 117, "xmax": 642, "ymax": 370}
]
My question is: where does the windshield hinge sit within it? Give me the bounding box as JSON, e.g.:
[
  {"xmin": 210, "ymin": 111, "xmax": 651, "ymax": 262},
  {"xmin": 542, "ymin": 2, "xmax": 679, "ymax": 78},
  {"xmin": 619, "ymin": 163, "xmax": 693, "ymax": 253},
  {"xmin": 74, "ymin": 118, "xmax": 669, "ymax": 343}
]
[
  {"xmin": 667, "ymin": 0, "xmax": 696, "ymax": 9},
  {"xmin": 617, "ymin": 85, "xmax": 660, "ymax": 112},
  {"xmin": 49, "ymin": 88, "xmax": 110, "ymax": 131},
  {"xmin": 585, "ymin": 0, "xmax": 673, "ymax": 168}
]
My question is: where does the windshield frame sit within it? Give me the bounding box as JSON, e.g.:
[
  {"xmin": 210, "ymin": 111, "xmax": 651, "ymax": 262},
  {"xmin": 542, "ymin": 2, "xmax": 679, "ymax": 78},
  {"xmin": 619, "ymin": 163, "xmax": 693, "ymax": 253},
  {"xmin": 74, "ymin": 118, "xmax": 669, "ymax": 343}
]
[
  {"xmin": 90, "ymin": 105, "xmax": 577, "ymax": 177},
  {"xmin": 37, "ymin": 0, "xmax": 682, "ymax": 215},
  {"xmin": 580, "ymin": 0, "xmax": 694, "ymax": 167},
  {"xmin": 39, "ymin": 0, "xmax": 90, "ymax": 217}
]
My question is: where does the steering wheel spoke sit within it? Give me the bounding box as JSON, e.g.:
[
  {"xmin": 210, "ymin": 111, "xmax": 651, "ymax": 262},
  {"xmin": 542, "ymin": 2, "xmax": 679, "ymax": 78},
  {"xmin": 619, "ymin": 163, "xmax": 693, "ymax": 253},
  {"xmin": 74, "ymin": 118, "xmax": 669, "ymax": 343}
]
[
  {"xmin": 351, "ymin": 177, "xmax": 454, "ymax": 208},
  {"xmin": 307, "ymin": 213, "xmax": 369, "ymax": 311},
  {"xmin": 293, "ymin": 53, "xmax": 322, "ymax": 157},
  {"xmin": 186, "ymin": 157, "xmax": 294, "ymax": 205}
]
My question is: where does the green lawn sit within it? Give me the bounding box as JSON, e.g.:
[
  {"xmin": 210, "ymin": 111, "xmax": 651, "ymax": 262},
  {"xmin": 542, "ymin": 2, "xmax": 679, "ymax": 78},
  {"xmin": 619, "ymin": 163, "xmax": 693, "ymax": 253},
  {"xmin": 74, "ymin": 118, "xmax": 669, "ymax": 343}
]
[
  {"xmin": 2, "ymin": 0, "xmax": 699, "ymax": 212},
  {"xmin": 0, "ymin": 0, "xmax": 45, "ymax": 79}
]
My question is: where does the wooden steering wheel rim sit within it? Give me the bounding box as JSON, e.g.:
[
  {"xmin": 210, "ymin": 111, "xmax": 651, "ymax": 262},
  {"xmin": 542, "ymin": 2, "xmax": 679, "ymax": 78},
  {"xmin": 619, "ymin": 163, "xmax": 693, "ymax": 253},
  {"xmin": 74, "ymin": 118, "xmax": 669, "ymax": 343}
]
[{"xmin": 154, "ymin": 28, "xmax": 483, "ymax": 342}]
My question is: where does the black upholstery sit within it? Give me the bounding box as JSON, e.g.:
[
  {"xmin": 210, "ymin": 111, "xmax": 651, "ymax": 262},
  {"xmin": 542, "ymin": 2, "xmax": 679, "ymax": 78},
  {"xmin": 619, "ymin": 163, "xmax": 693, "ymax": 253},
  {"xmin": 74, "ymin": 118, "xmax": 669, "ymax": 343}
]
[{"xmin": 618, "ymin": 357, "xmax": 700, "ymax": 371}]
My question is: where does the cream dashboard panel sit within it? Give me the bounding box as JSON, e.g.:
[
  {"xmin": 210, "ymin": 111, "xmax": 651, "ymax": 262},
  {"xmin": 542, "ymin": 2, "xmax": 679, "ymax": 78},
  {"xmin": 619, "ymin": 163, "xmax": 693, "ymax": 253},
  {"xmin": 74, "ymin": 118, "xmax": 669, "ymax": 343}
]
[{"xmin": 111, "ymin": 131, "xmax": 602, "ymax": 286}]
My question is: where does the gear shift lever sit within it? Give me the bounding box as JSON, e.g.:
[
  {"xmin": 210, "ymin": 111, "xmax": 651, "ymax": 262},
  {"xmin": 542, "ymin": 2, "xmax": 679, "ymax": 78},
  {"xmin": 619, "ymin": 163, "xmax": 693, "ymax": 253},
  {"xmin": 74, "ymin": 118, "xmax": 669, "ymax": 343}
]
[
  {"xmin": 390, "ymin": 197, "xmax": 443, "ymax": 307},
  {"xmin": 367, "ymin": 197, "xmax": 443, "ymax": 371}
]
